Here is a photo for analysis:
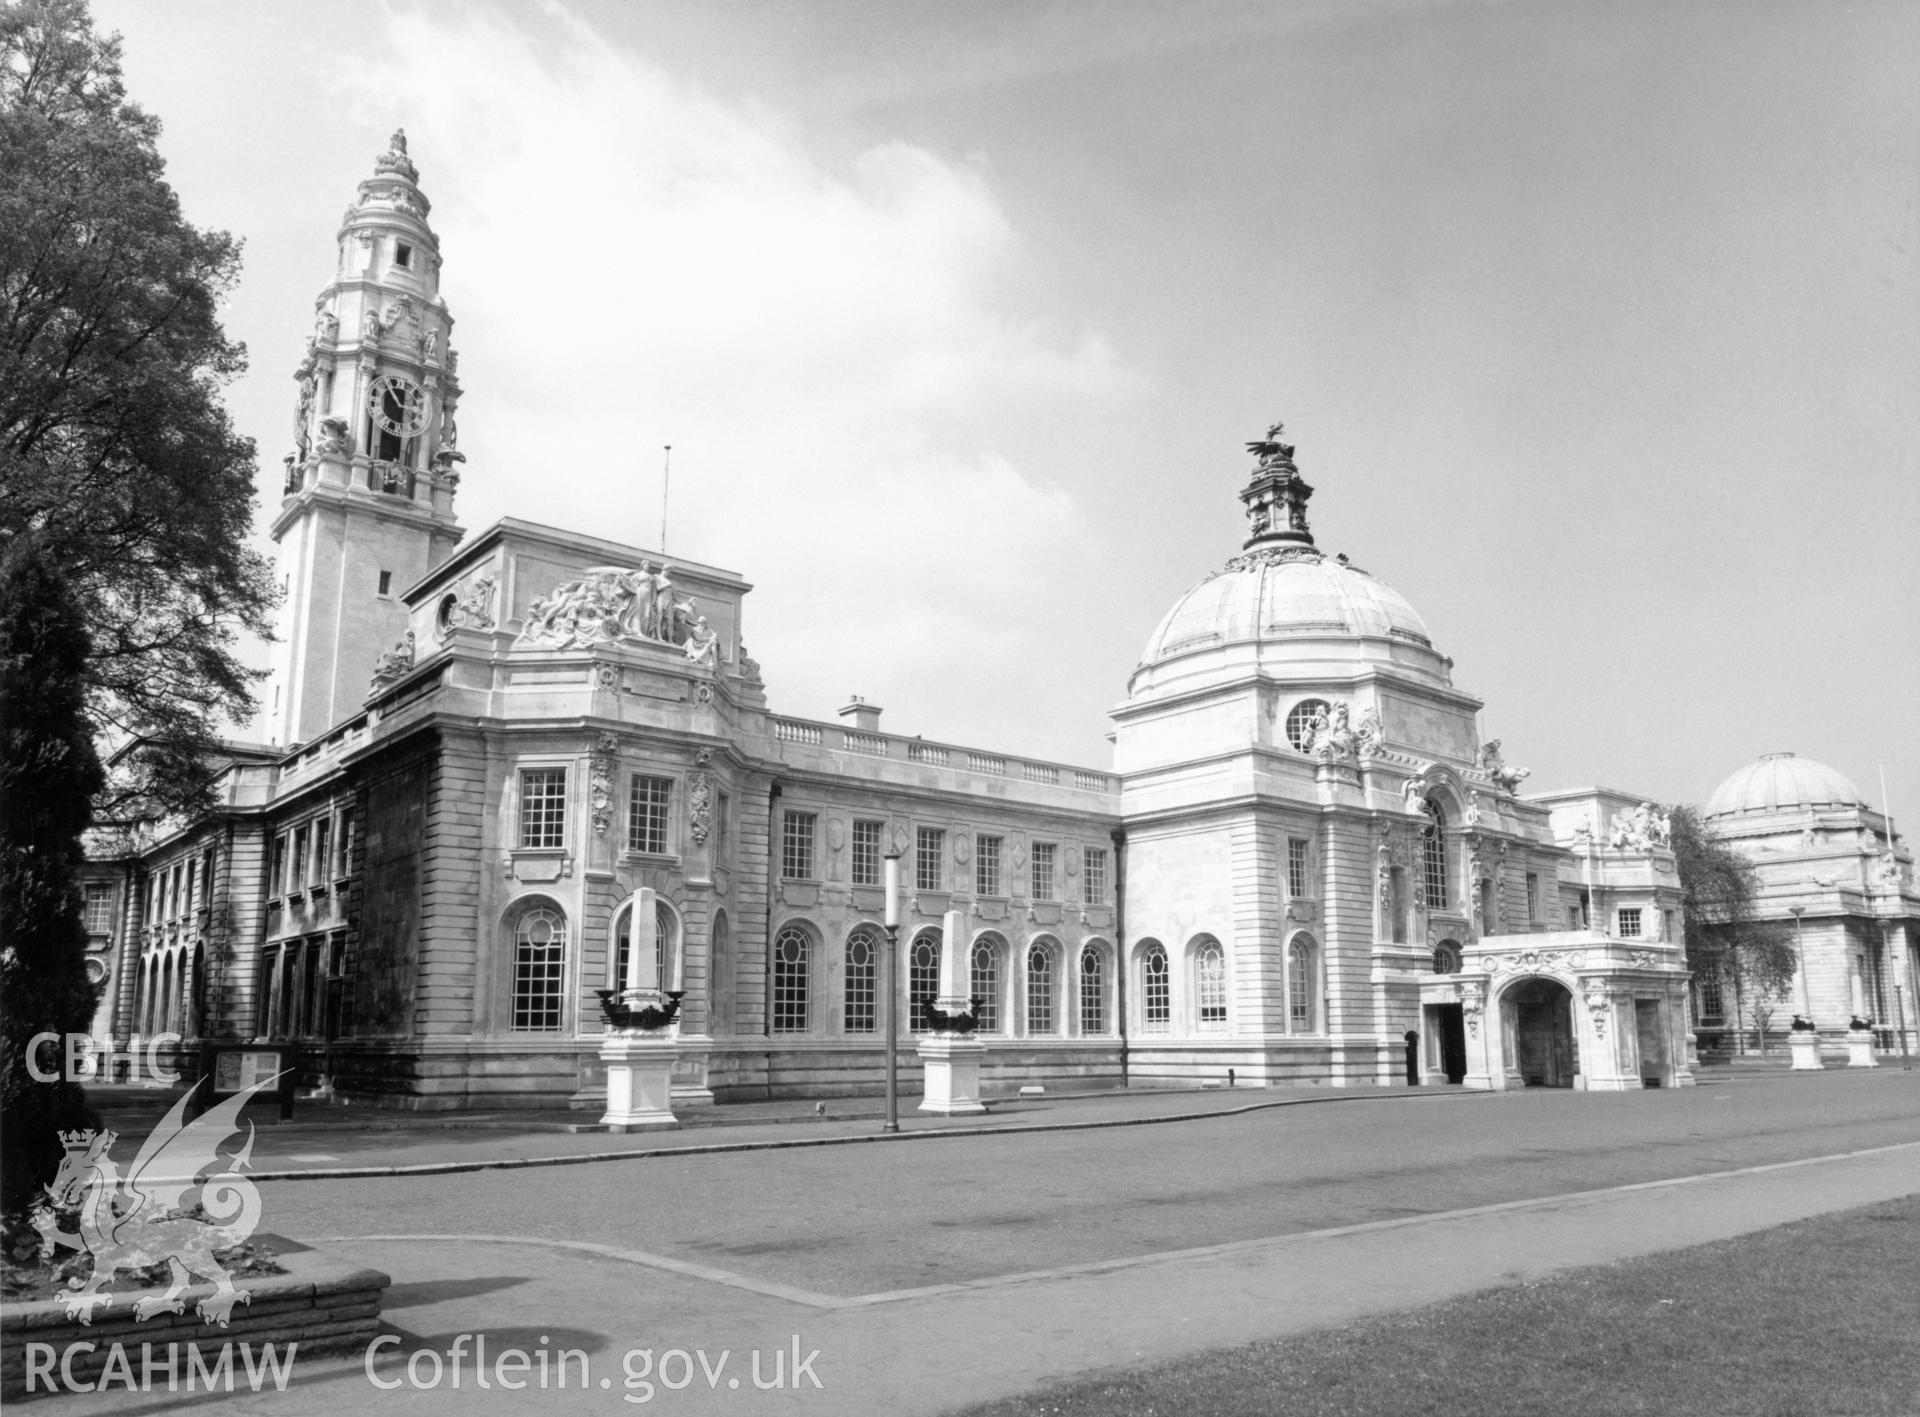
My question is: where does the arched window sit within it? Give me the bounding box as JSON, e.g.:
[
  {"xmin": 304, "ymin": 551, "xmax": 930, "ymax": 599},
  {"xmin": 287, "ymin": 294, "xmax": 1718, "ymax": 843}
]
[
  {"xmin": 844, "ymin": 927, "xmax": 879, "ymax": 1034},
  {"xmin": 1195, "ymin": 939, "xmax": 1227, "ymax": 1030},
  {"xmin": 1288, "ymin": 937, "xmax": 1316, "ymax": 1032},
  {"xmin": 909, "ymin": 930, "xmax": 941, "ymax": 1033},
  {"xmin": 1421, "ymin": 798, "xmax": 1449, "ymax": 909},
  {"xmin": 1433, "ymin": 940, "xmax": 1463, "ymax": 974},
  {"xmin": 1027, "ymin": 941, "xmax": 1056, "ymax": 1035},
  {"xmin": 771, "ymin": 925, "xmax": 809, "ymax": 1034},
  {"xmin": 512, "ymin": 904, "xmax": 567, "ymax": 1031},
  {"xmin": 971, "ymin": 936, "xmax": 1002, "ymax": 1033},
  {"xmin": 1141, "ymin": 943, "xmax": 1170, "ymax": 1032},
  {"xmin": 1285, "ymin": 699, "xmax": 1332, "ymax": 752},
  {"xmin": 612, "ymin": 900, "xmax": 676, "ymax": 992},
  {"xmin": 1079, "ymin": 945, "xmax": 1107, "ymax": 1035}
]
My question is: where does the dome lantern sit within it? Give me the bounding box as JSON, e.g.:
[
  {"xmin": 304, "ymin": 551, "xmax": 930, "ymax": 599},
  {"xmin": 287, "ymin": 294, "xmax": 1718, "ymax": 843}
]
[{"xmin": 1239, "ymin": 421, "xmax": 1315, "ymax": 549}]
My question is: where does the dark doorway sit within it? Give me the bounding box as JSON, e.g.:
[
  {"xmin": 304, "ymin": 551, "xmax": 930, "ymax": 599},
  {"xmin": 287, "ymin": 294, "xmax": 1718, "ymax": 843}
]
[
  {"xmin": 1435, "ymin": 1004, "xmax": 1468, "ymax": 1084},
  {"xmin": 1511, "ymin": 977, "xmax": 1575, "ymax": 1087}
]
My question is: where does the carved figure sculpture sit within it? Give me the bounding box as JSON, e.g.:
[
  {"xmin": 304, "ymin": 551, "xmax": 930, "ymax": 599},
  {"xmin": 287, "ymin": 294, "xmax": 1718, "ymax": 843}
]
[
  {"xmin": 515, "ymin": 566, "xmax": 709, "ymax": 653},
  {"xmin": 369, "ymin": 630, "xmax": 415, "ymax": 690},
  {"xmin": 683, "ymin": 615, "xmax": 719, "ymax": 666},
  {"xmin": 1354, "ymin": 707, "xmax": 1384, "ymax": 758},
  {"xmin": 292, "ymin": 375, "xmax": 316, "ymax": 460},
  {"xmin": 1609, "ymin": 802, "xmax": 1659, "ymax": 852},
  {"xmin": 444, "ymin": 575, "xmax": 495, "ymax": 633},
  {"xmin": 1463, "ymin": 792, "xmax": 1485, "ymax": 830},
  {"xmin": 1314, "ymin": 702, "xmax": 1356, "ymax": 760}
]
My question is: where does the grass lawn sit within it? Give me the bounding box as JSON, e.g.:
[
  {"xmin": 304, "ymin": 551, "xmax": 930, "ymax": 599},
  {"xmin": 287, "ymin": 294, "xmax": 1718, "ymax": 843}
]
[{"xmin": 953, "ymin": 1194, "xmax": 1920, "ymax": 1417}]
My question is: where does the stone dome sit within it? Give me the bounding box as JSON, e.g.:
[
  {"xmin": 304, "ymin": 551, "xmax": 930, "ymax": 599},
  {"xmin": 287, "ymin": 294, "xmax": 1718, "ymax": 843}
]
[
  {"xmin": 1703, "ymin": 753, "xmax": 1866, "ymax": 819},
  {"xmin": 1128, "ymin": 545, "xmax": 1450, "ymax": 699}
]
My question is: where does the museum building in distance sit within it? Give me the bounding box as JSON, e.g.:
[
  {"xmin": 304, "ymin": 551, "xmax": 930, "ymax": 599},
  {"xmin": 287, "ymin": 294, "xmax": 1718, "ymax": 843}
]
[{"xmin": 81, "ymin": 132, "xmax": 1914, "ymax": 1111}]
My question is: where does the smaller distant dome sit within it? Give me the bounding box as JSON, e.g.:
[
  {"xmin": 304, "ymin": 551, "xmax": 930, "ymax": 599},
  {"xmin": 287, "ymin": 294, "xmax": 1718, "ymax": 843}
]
[{"xmin": 1703, "ymin": 753, "xmax": 1866, "ymax": 819}]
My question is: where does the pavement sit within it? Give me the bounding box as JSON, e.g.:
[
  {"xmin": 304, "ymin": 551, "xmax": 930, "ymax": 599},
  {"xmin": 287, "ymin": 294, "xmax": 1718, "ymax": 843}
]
[{"xmin": 28, "ymin": 1066, "xmax": 1920, "ymax": 1415}]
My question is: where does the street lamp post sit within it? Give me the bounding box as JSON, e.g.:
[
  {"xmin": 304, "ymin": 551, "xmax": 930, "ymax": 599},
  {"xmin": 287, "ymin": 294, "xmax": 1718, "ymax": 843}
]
[{"xmin": 882, "ymin": 848, "xmax": 902, "ymax": 1133}]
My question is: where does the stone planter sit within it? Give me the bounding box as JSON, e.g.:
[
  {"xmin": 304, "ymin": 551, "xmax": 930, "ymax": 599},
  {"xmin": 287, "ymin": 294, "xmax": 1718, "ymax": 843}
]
[
  {"xmin": 1845, "ymin": 1029, "xmax": 1879, "ymax": 1068},
  {"xmin": 2, "ymin": 1241, "xmax": 388, "ymax": 1400},
  {"xmin": 1788, "ymin": 1030, "xmax": 1824, "ymax": 1071}
]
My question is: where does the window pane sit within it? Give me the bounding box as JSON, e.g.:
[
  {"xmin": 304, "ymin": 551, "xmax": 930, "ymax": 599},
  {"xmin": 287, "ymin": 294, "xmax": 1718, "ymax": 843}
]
[
  {"xmin": 1142, "ymin": 946, "xmax": 1169, "ymax": 1031},
  {"xmin": 845, "ymin": 928, "xmax": 878, "ymax": 1033},
  {"xmin": 782, "ymin": 812, "xmax": 817, "ymax": 881},
  {"xmin": 1027, "ymin": 943, "xmax": 1054, "ymax": 1034},
  {"xmin": 1421, "ymin": 799, "xmax": 1448, "ymax": 909},
  {"xmin": 772, "ymin": 925, "xmax": 809, "ymax": 1033},
  {"xmin": 916, "ymin": 827, "xmax": 944, "ymax": 892},
  {"xmin": 1287, "ymin": 838, "xmax": 1309, "ymax": 898},
  {"xmin": 512, "ymin": 906, "xmax": 566, "ymax": 1030},
  {"xmin": 851, "ymin": 820, "xmax": 882, "ymax": 887},
  {"xmin": 1197, "ymin": 941, "xmax": 1226, "ymax": 1028},
  {"xmin": 1031, "ymin": 843, "xmax": 1056, "ymax": 901},
  {"xmin": 1083, "ymin": 848, "xmax": 1108, "ymax": 905},
  {"xmin": 627, "ymin": 775, "xmax": 672, "ymax": 855},
  {"xmin": 1289, "ymin": 941, "xmax": 1312, "ymax": 1030},
  {"xmin": 976, "ymin": 835, "xmax": 1002, "ymax": 896},
  {"xmin": 1079, "ymin": 946, "xmax": 1105, "ymax": 1034},
  {"xmin": 519, "ymin": 769, "xmax": 568, "ymax": 849},
  {"xmin": 970, "ymin": 938, "xmax": 1000, "ymax": 1033},
  {"xmin": 909, "ymin": 932, "xmax": 941, "ymax": 1033}
]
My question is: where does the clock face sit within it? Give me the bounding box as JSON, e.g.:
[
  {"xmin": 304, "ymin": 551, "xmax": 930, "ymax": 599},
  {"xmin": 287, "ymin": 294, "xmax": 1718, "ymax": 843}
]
[{"xmin": 369, "ymin": 375, "xmax": 429, "ymax": 437}]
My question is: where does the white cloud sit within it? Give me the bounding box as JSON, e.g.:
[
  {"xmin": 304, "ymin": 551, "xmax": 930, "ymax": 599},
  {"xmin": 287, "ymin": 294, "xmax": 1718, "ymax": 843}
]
[{"xmin": 330, "ymin": 2, "xmax": 1132, "ymax": 744}]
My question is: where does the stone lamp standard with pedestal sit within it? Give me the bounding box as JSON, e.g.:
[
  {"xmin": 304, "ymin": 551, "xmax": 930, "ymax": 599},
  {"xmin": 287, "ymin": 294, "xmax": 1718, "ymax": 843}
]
[
  {"xmin": 917, "ymin": 909, "xmax": 987, "ymax": 1115},
  {"xmin": 1844, "ymin": 1016, "xmax": 1879, "ymax": 1069},
  {"xmin": 882, "ymin": 848, "xmax": 903, "ymax": 1133},
  {"xmin": 597, "ymin": 886, "xmax": 683, "ymax": 1131}
]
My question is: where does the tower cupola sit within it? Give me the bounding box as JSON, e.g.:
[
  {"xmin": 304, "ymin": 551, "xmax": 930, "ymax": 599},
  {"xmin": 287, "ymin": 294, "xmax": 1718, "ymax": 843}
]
[{"xmin": 267, "ymin": 131, "xmax": 467, "ymax": 744}]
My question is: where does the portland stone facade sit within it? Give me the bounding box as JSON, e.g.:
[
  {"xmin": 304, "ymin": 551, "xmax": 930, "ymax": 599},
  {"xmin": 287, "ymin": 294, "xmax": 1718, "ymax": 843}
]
[{"xmin": 77, "ymin": 135, "xmax": 1916, "ymax": 1108}]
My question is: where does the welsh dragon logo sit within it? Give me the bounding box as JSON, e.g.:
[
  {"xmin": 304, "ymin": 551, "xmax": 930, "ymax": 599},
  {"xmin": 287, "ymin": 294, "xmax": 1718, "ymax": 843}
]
[{"xmin": 31, "ymin": 1075, "xmax": 278, "ymax": 1327}]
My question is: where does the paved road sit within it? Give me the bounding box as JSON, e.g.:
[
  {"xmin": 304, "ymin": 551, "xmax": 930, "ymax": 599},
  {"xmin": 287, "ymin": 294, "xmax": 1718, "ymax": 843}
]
[
  {"xmin": 261, "ymin": 1070, "xmax": 1920, "ymax": 1297},
  {"xmin": 40, "ymin": 1070, "xmax": 1920, "ymax": 1415}
]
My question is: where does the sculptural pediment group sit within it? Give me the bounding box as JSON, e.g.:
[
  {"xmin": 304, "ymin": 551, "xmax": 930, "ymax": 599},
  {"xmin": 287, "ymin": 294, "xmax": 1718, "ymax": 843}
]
[{"xmin": 515, "ymin": 564, "xmax": 719, "ymax": 665}]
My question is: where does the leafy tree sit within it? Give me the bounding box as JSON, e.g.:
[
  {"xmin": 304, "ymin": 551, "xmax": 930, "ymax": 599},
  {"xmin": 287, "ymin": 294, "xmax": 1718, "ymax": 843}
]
[
  {"xmin": 1665, "ymin": 803, "xmax": 1798, "ymax": 1045},
  {"xmin": 0, "ymin": 0, "xmax": 276, "ymax": 824},
  {"xmin": 0, "ymin": 537, "xmax": 103, "ymax": 1216}
]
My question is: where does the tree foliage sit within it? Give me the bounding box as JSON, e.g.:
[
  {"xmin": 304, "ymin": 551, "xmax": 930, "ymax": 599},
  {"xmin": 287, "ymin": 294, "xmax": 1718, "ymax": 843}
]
[
  {"xmin": 0, "ymin": 536, "xmax": 104, "ymax": 1216},
  {"xmin": 0, "ymin": 0, "xmax": 276, "ymax": 823},
  {"xmin": 1665, "ymin": 803, "xmax": 1798, "ymax": 1004}
]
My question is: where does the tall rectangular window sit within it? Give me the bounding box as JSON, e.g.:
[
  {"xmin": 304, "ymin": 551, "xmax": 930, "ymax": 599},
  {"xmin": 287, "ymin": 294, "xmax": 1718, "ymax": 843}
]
[
  {"xmin": 518, "ymin": 768, "xmax": 568, "ymax": 849},
  {"xmin": 975, "ymin": 835, "xmax": 1002, "ymax": 896},
  {"xmin": 1526, "ymin": 872, "xmax": 1540, "ymax": 922},
  {"xmin": 1568, "ymin": 905, "xmax": 1582, "ymax": 930},
  {"xmin": 83, "ymin": 883, "xmax": 113, "ymax": 934},
  {"xmin": 1083, "ymin": 847, "xmax": 1109, "ymax": 906},
  {"xmin": 1698, "ymin": 973, "xmax": 1724, "ymax": 1019},
  {"xmin": 335, "ymin": 811, "xmax": 354, "ymax": 876},
  {"xmin": 311, "ymin": 820, "xmax": 330, "ymax": 887},
  {"xmin": 1287, "ymin": 838, "xmax": 1309, "ymax": 898},
  {"xmin": 627, "ymin": 775, "xmax": 672, "ymax": 855},
  {"xmin": 782, "ymin": 811, "xmax": 817, "ymax": 880},
  {"xmin": 1031, "ymin": 842, "xmax": 1056, "ymax": 901},
  {"xmin": 851, "ymin": 819, "xmax": 883, "ymax": 887},
  {"xmin": 1079, "ymin": 946, "xmax": 1105, "ymax": 1035},
  {"xmin": 844, "ymin": 928, "xmax": 878, "ymax": 1033},
  {"xmin": 287, "ymin": 831, "xmax": 306, "ymax": 895},
  {"xmin": 1617, "ymin": 907, "xmax": 1643, "ymax": 938},
  {"xmin": 1664, "ymin": 909, "xmax": 1676, "ymax": 942},
  {"xmin": 916, "ymin": 827, "xmax": 945, "ymax": 892},
  {"xmin": 716, "ymin": 792, "xmax": 730, "ymax": 859}
]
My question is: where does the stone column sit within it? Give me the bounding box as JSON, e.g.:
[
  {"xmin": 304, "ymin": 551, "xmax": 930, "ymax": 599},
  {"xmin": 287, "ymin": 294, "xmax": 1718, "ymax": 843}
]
[{"xmin": 919, "ymin": 908, "xmax": 986, "ymax": 1115}]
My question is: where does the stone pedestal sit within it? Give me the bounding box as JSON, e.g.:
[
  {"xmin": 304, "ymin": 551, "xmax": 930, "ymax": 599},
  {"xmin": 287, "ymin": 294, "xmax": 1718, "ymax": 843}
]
[
  {"xmin": 1788, "ymin": 1030, "xmax": 1824, "ymax": 1071},
  {"xmin": 917, "ymin": 1034, "xmax": 987, "ymax": 1116},
  {"xmin": 1845, "ymin": 1029, "xmax": 1879, "ymax": 1068},
  {"xmin": 600, "ymin": 1032, "xmax": 680, "ymax": 1131}
]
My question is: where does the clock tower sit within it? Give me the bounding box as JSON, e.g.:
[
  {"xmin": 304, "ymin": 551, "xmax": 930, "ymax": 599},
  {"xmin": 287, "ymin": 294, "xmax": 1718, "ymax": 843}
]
[{"xmin": 268, "ymin": 130, "xmax": 466, "ymax": 744}]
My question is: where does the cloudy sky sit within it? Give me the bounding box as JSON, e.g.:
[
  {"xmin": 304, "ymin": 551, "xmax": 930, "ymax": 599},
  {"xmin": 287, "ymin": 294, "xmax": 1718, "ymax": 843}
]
[{"xmin": 93, "ymin": 0, "xmax": 1919, "ymax": 822}]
